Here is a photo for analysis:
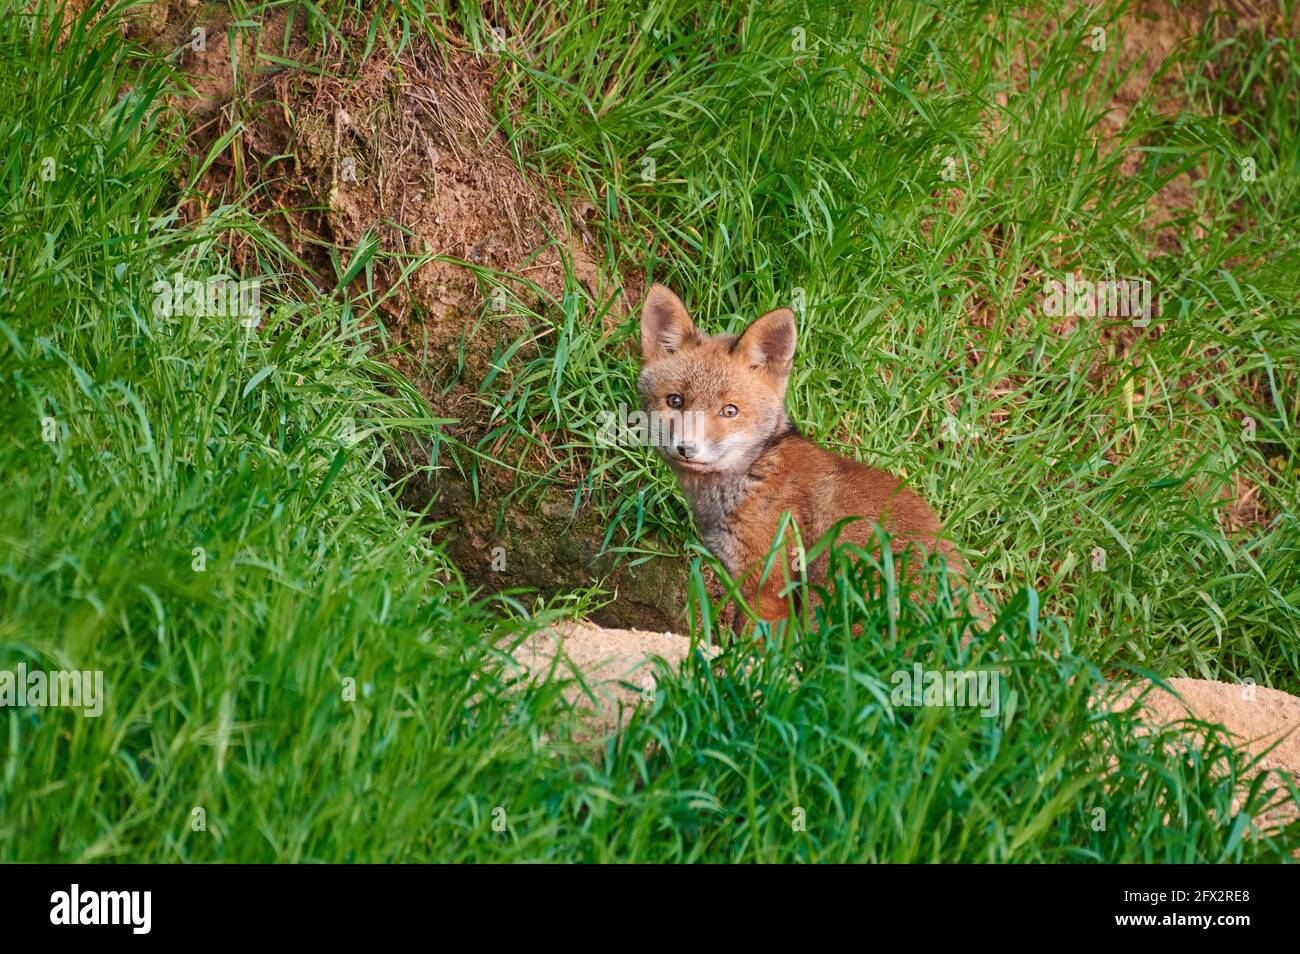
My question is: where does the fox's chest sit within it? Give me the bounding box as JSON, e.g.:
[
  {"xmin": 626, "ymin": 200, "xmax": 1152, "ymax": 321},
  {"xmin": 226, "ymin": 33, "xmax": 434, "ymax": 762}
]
[
  {"xmin": 688, "ymin": 475, "xmax": 769, "ymax": 575},
  {"xmin": 700, "ymin": 524, "xmax": 744, "ymax": 575}
]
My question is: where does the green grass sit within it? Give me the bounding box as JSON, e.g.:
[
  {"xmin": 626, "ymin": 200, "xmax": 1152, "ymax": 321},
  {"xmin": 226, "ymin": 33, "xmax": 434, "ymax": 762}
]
[
  {"xmin": 1, "ymin": 0, "xmax": 1297, "ymax": 861},
  {"xmin": 484, "ymin": 0, "xmax": 1300, "ymax": 683}
]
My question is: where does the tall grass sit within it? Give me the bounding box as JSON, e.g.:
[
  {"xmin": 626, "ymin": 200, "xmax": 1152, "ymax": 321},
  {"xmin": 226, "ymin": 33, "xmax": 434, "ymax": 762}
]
[
  {"xmin": 0, "ymin": 0, "xmax": 1296, "ymax": 861},
  {"xmin": 478, "ymin": 0, "xmax": 1300, "ymax": 687}
]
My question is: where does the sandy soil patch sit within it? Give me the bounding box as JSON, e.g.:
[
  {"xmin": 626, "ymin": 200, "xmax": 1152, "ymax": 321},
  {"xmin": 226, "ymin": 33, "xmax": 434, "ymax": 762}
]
[{"xmin": 504, "ymin": 620, "xmax": 714, "ymax": 738}]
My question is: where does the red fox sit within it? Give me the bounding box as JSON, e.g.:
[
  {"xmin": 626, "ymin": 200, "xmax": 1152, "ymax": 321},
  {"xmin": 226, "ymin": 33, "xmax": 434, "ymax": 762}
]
[{"xmin": 637, "ymin": 283, "xmax": 975, "ymax": 628}]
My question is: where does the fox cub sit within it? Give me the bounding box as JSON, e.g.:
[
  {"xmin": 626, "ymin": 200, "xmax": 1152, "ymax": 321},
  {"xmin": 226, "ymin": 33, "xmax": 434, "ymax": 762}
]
[{"xmin": 637, "ymin": 284, "xmax": 968, "ymax": 625}]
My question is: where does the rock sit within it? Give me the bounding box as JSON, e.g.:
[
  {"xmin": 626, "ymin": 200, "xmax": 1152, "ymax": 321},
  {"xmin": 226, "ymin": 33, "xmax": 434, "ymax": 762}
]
[
  {"xmin": 503, "ymin": 620, "xmax": 714, "ymax": 738},
  {"xmin": 1105, "ymin": 677, "xmax": 1300, "ymax": 834}
]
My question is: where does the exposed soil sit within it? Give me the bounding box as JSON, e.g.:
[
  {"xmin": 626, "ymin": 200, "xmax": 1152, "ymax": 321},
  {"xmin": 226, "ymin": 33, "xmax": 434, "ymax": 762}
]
[
  {"xmin": 504, "ymin": 621, "xmax": 713, "ymax": 739},
  {"xmin": 1110, "ymin": 676, "xmax": 1300, "ymax": 833},
  {"xmin": 162, "ymin": 3, "xmax": 687, "ymax": 630},
  {"xmin": 1100, "ymin": 0, "xmax": 1298, "ymax": 245}
]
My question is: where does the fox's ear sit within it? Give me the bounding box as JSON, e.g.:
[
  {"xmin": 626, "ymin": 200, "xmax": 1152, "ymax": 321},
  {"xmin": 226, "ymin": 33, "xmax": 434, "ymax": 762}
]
[
  {"xmin": 640, "ymin": 284, "xmax": 698, "ymax": 360},
  {"xmin": 735, "ymin": 307, "xmax": 797, "ymax": 376}
]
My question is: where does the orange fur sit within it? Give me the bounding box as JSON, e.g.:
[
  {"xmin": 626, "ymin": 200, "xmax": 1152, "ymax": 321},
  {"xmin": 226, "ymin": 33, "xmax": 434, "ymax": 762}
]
[{"xmin": 637, "ymin": 284, "xmax": 973, "ymax": 628}]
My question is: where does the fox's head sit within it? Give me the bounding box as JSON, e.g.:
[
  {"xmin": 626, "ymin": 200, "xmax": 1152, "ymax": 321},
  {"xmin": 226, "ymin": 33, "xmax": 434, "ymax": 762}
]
[{"xmin": 636, "ymin": 284, "xmax": 796, "ymax": 476}]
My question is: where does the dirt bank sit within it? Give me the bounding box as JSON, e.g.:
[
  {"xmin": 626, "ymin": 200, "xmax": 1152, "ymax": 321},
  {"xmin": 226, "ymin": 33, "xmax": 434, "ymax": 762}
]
[{"xmin": 164, "ymin": 4, "xmax": 689, "ymax": 630}]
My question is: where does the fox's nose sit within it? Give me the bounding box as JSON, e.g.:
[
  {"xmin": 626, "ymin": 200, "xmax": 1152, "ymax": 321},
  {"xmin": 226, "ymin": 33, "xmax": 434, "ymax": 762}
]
[{"xmin": 676, "ymin": 442, "xmax": 698, "ymax": 460}]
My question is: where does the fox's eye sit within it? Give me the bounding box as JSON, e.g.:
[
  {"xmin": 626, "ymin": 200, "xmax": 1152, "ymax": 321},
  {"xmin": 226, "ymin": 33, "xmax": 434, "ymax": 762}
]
[
  {"xmin": 720, "ymin": 404, "xmax": 738, "ymax": 418},
  {"xmin": 666, "ymin": 394, "xmax": 684, "ymax": 409}
]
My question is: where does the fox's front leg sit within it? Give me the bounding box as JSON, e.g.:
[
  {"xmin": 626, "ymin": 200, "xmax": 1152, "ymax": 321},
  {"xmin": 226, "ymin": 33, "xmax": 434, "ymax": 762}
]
[
  {"xmin": 762, "ymin": 573, "xmax": 794, "ymax": 624},
  {"xmin": 739, "ymin": 569, "xmax": 794, "ymax": 628}
]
